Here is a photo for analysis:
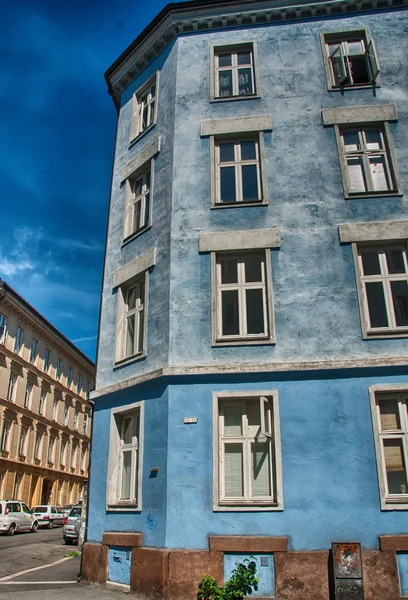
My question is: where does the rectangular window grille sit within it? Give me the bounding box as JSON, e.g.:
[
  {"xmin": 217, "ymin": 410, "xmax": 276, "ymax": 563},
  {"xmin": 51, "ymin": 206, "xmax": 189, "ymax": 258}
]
[
  {"xmin": 216, "ymin": 138, "xmax": 262, "ymax": 204},
  {"xmin": 214, "ymin": 46, "xmax": 256, "ymax": 98}
]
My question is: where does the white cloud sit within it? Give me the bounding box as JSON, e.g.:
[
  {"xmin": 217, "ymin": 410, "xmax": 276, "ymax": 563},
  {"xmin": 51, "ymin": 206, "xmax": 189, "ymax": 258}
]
[{"xmin": 0, "ymin": 257, "xmax": 35, "ymax": 277}]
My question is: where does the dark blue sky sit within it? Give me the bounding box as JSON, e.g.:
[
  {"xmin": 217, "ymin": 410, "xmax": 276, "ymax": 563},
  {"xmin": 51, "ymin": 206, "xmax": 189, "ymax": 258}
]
[{"xmin": 0, "ymin": 0, "xmax": 175, "ymax": 360}]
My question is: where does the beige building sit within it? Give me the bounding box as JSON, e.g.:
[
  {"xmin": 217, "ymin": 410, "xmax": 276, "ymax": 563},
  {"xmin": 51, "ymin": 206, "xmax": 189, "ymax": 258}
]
[{"xmin": 0, "ymin": 280, "xmax": 94, "ymax": 507}]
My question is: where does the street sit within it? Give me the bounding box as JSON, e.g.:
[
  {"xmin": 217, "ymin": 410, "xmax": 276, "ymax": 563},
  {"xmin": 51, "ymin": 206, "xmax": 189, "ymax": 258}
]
[{"xmin": 0, "ymin": 527, "xmax": 127, "ymax": 599}]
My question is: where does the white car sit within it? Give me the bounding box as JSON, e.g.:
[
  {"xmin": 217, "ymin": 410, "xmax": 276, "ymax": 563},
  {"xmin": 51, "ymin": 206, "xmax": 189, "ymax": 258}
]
[
  {"xmin": 0, "ymin": 500, "xmax": 38, "ymax": 535},
  {"xmin": 31, "ymin": 505, "xmax": 64, "ymax": 528}
]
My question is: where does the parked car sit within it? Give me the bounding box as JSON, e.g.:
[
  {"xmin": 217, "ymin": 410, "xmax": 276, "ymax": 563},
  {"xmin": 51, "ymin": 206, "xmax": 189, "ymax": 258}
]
[
  {"xmin": 31, "ymin": 505, "xmax": 64, "ymax": 528},
  {"xmin": 61, "ymin": 504, "xmax": 74, "ymax": 518},
  {"xmin": 62, "ymin": 504, "xmax": 82, "ymax": 545},
  {"xmin": 0, "ymin": 500, "xmax": 38, "ymax": 536}
]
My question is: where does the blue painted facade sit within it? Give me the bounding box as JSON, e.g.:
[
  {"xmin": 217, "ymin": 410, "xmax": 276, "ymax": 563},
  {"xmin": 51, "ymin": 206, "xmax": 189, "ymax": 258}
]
[{"xmin": 88, "ymin": 0, "xmax": 408, "ymax": 590}]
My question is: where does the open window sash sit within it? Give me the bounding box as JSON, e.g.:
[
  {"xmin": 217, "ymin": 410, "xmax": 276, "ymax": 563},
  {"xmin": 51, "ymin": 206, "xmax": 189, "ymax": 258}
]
[
  {"xmin": 260, "ymin": 396, "xmax": 272, "ymax": 438},
  {"xmin": 366, "ymin": 40, "xmax": 380, "ymax": 82},
  {"xmin": 329, "ymin": 45, "xmax": 348, "ymax": 86}
]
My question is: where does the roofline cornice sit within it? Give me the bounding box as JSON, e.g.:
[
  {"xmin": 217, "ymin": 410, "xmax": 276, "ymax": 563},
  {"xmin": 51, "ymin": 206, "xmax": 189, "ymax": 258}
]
[{"xmin": 105, "ymin": 0, "xmax": 408, "ymax": 108}]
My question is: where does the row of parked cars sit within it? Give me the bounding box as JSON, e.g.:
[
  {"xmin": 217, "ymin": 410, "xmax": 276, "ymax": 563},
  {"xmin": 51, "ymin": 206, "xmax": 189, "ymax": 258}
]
[{"xmin": 0, "ymin": 500, "xmax": 82, "ymax": 544}]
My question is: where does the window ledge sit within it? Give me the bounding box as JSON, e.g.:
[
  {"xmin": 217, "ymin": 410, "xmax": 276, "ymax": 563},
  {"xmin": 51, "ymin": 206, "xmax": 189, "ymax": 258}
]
[
  {"xmin": 328, "ymin": 84, "xmax": 380, "ymax": 92},
  {"xmin": 129, "ymin": 124, "xmax": 156, "ymax": 149},
  {"xmin": 18, "ymin": 454, "xmax": 26, "ymax": 461},
  {"xmin": 345, "ymin": 191, "xmax": 403, "ymax": 200},
  {"xmin": 380, "ymin": 502, "xmax": 408, "ymax": 511},
  {"xmin": 113, "ymin": 352, "xmax": 146, "ymax": 369},
  {"xmin": 214, "ymin": 504, "xmax": 283, "ymax": 512},
  {"xmin": 210, "ymin": 94, "xmax": 261, "ymax": 103},
  {"xmin": 213, "ymin": 338, "xmax": 275, "ymax": 347},
  {"xmin": 364, "ymin": 331, "xmax": 408, "ymax": 340},
  {"xmin": 212, "ymin": 200, "xmax": 267, "ymax": 210},
  {"xmin": 106, "ymin": 504, "xmax": 141, "ymax": 513},
  {"xmin": 121, "ymin": 225, "xmax": 151, "ymax": 248},
  {"xmin": 0, "ymin": 451, "xmax": 9, "ymax": 458}
]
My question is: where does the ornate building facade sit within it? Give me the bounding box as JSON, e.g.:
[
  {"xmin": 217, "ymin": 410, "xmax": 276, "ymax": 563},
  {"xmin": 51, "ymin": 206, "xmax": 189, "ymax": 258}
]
[{"xmin": 0, "ymin": 280, "xmax": 94, "ymax": 507}]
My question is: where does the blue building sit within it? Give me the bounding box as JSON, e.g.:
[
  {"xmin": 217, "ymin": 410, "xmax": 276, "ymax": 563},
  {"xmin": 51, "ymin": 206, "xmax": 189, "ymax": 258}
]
[{"xmin": 83, "ymin": 0, "xmax": 408, "ymax": 597}]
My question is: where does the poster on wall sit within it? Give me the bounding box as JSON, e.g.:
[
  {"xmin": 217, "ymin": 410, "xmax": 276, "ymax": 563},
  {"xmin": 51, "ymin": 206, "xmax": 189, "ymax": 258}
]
[{"xmin": 332, "ymin": 542, "xmax": 364, "ymax": 600}]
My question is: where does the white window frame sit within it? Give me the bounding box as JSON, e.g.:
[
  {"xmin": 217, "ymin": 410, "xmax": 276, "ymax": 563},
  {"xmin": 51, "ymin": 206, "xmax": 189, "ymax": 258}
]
[
  {"xmin": 213, "ymin": 391, "xmax": 283, "ymax": 511},
  {"xmin": 321, "ymin": 29, "xmax": 380, "ymax": 90},
  {"xmin": 83, "ymin": 412, "xmax": 89, "ymax": 435},
  {"xmin": 7, "ymin": 372, "xmax": 17, "ymax": 402},
  {"xmin": 0, "ymin": 420, "xmax": 11, "ymax": 452},
  {"xmin": 353, "ymin": 242, "xmax": 408, "ymax": 338},
  {"xmin": 44, "ymin": 348, "xmax": 50, "ymax": 372},
  {"xmin": 48, "ymin": 437, "xmax": 55, "ymax": 464},
  {"xmin": 13, "ymin": 473, "xmax": 21, "ymax": 500},
  {"xmin": 77, "ymin": 374, "xmax": 82, "ymax": 395},
  {"xmin": 212, "ymin": 250, "xmax": 275, "ymax": 346},
  {"xmin": 335, "ymin": 124, "xmax": 400, "ymax": 198},
  {"xmin": 370, "ymin": 385, "xmax": 408, "ymax": 510},
  {"xmin": 211, "ymin": 42, "xmax": 260, "ymax": 101},
  {"xmin": 34, "ymin": 431, "xmax": 42, "ymax": 461},
  {"xmin": 24, "ymin": 381, "xmax": 32, "ymax": 409},
  {"xmin": 0, "ymin": 314, "xmax": 7, "ymax": 344},
  {"xmin": 106, "ymin": 400, "xmax": 143, "ymax": 511},
  {"xmin": 67, "ymin": 366, "xmax": 73, "ymax": 387},
  {"xmin": 115, "ymin": 273, "xmax": 147, "ymax": 364},
  {"xmin": 56, "ymin": 358, "xmax": 62, "ymax": 381},
  {"xmin": 14, "ymin": 327, "xmax": 23, "ymax": 354},
  {"xmin": 129, "ymin": 72, "xmax": 158, "ymax": 143},
  {"xmin": 52, "ymin": 398, "xmax": 58, "ymax": 421},
  {"xmin": 81, "ymin": 446, "xmax": 87, "ymax": 472},
  {"xmin": 60, "ymin": 439, "xmax": 67, "ymax": 467},
  {"xmin": 18, "ymin": 426, "xmax": 28, "ymax": 456},
  {"xmin": 30, "ymin": 338, "xmax": 38, "ymax": 364},
  {"xmin": 212, "ymin": 135, "xmax": 266, "ymax": 206},
  {"xmin": 124, "ymin": 165, "xmax": 152, "ymax": 241},
  {"xmin": 71, "ymin": 444, "xmax": 77, "ymax": 470},
  {"xmin": 39, "ymin": 389, "xmax": 46, "ymax": 415},
  {"xmin": 73, "ymin": 409, "xmax": 79, "ymax": 431},
  {"xmin": 64, "ymin": 405, "xmax": 69, "ymax": 427}
]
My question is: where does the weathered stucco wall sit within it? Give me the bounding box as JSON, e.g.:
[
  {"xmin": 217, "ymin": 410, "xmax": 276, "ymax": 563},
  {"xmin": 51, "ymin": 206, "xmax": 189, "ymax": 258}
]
[{"xmin": 95, "ymin": 9, "xmax": 408, "ymax": 394}]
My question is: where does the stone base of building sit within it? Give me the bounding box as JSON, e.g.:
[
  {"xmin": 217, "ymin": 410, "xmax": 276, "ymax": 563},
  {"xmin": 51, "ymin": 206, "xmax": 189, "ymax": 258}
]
[{"xmin": 81, "ymin": 534, "xmax": 403, "ymax": 600}]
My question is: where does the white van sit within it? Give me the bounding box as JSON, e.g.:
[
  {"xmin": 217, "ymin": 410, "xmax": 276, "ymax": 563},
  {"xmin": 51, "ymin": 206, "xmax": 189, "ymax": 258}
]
[{"xmin": 0, "ymin": 500, "xmax": 38, "ymax": 535}]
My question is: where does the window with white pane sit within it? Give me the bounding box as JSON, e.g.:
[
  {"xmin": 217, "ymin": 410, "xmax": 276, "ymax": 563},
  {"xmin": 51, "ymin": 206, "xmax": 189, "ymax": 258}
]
[
  {"xmin": 73, "ymin": 409, "xmax": 79, "ymax": 430},
  {"xmin": 115, "ymin": 275, "xmax": 146, "ymax": 363},
  {"xmin": 77, "ymin": 374, "xmax": 82, "ymax": 395},
  {"xmin": 60, "ymin": 439, "xmax": 67, "ymax": 466},
  {"xmin": 67, "ymin": 366, "xmax": 73, "ymax": 387},
  {"xmin": 214, "ymin": 392, "xmax": 282, "ymax": 509},
  {"xmin": 124, "ymin": 167, "xmax": 151, "ymax": 239},
  {"xmin": 339, "ymin": 126, "xmax": 398, "ymax": 196},
  {"xmin": 56, "ymin": 358, "xmax": 62, "ymax": 381},
  {"xmin": 48, "ymin": 437, "xmax": 55, "ymax": 464},
  {"xmin": 371, "ymin": 390, "xmax": 408, "ymax": 507},
  {"xmin": 130, "ymin": 74, "xmax": 157, "ymax": 143},
  {"xmin": 215, "ymin": 137, "xmax": 263, "ymax": 205},
  {"xmin": 214, "ymin": 251, "xmax": 273, "ymax": 344},
  {"xmin": 44, "ymin": 348, "xmax": 50, "ymax": 372},
  {"xmin": 0, "ymin": 314, "xmax": 7, "ymax": 344},
  {"xmin": 107, "ymin": 402, "xmax": 143, "ymax": 509},
  {"xmin": 39, "ymin": 389, "xmax": 46, "ymax": 415},
  {"xmin": 34, "ymin": 431, "xmax": 42, "ymax": 460},
  {"xmin": 14, "ymin": 327, "xmax": 23, "ymax": 354},
  {"xmin": 64, "ymin": 404, "xmax": 69, "ymax": 427},
  {"xmin": 356, "ymin": 244, "xmax": 408, "ymax": 336},
  {"xmin": 24, "ymin": 381, "xmax": 32, "ymax": 409},
  {"xmin": 322, "ymin": 30, "xmax": 380, "ymax": 89},
  {"xmin": 7, "ymin": 372, "xmax": 17, "ymax": 402},
  {"xmin": 19, "ymin": 427, "xmax": 28, "ymax": 456},
  {"xmin": 213, "ymin": 44, "xmax": 257, "ymax": 99},
  {"xmin": 30, "ymin": 338, "xmax": 38, "ymax": 364}
]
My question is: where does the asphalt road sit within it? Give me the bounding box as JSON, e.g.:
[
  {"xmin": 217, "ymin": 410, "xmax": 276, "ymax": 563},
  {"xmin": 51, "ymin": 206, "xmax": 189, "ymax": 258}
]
[{"xmin": 0, "ymin": 527, "xmax": 128, "ymax": 598}]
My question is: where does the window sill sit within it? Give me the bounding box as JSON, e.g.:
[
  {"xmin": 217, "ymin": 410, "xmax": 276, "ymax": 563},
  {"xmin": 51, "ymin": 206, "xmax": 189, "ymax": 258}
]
[
  {"xmin": 121, "ymin": 224, "xmax": 151, "ymax": 248},
  {"xmin": 0, "ymin": 450, "xmax": 9, "ymax": 458},
  {"xmin": 363, "ymin": 330, "xmax": 408, "ymax": 340},
  {"xmin": 214, "ymin": 503, "xmax": 283, "ymax": 512},
  {"xmin": 34, "ymin": 458, "xmax": 41, "ymax": 465},
  {"xmin": 210, "ymin": 94, "xmax": 261, "ymax": 103},
  {"xmin": 345, "ymin": 191, "xmax": 403, "ymax": 200},
  {"xmin": 106, "ymin": 503, "xmax": 141, "ymax": 513},
  {"xmin": 48, "ymin": 461, "xmax": 53, "ymax": 467},
  {"xmin": 211, "ymin": 200, "xmax": 267, "ymax": 209},
  {"xmin": 129, "ymin": 123, "xmax": 156, "ymax": 148},
  {"xmin": 381, "ymin": 501, "xmax": 408, "ymax": 511},
  {"xmin": 213, "ymin": 337, "xmax": 275, "ymax": 347},
  {"xmin": 18, "ymin": 454, "xmax": 26, "ymax": 462},
  {"xmin": 113, "ymin": 352, "xmax": 146, "ymax": 369},
  {"xmin": 328, "ymin": 83, "xmax": 381, "ymax": 92}
]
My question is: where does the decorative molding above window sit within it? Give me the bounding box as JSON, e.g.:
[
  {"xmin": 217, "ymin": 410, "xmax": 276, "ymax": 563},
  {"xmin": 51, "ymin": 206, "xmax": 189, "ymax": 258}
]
[
  {"xmin": 121, "ymin": 138, "xmax": 161, "ymax": 182},
  {"xmin": 339, "ymin": 220, "xmax": 408, "ymax": 243},
  {"xmin": 199, "ymin": 229, "xmax": 280, "ymax": 253},
  {"xmin": 113, "ymin": 247, "xmax": 157, "ymax": 289},
  {"xmin": 322, "ymin": 104, "xmax": 397, "ymax": 125},
  {"xmin": 201, "ymin": 115, "xmax": 272, "ymax": 137}
]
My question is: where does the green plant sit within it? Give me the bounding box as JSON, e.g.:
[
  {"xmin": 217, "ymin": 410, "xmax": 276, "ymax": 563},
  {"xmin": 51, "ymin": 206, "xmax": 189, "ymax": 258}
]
[
  {"xmin": 65, "ymin": 550, "xmax": 81, "ymax": 558},
  {"xmin": 197, "ymin": 558, "xmax": 258, "ymax": 600}
]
